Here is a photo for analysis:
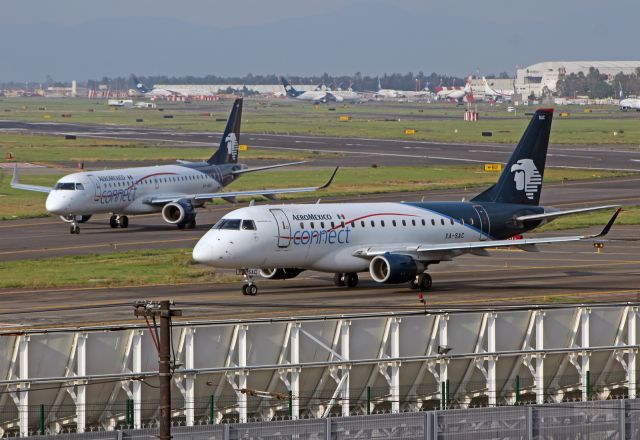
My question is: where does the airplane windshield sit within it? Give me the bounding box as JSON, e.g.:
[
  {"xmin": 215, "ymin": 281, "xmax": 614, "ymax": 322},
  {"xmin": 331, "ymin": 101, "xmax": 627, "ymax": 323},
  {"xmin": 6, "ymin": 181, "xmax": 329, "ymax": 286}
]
[
  {"xmin": 54, "ymin": 182, "xmax": 77, "ymax": 190},
  {"xmin": 212, "ymin": 219, "xmax": 241, "ymax": 230}
]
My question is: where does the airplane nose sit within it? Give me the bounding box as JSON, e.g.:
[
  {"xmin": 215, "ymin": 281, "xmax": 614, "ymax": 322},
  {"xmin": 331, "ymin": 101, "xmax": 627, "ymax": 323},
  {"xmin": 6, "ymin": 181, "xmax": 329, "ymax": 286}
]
[
  {"xmin": 192, "ymin": 236, "xmax": 217, "ymax": 264},
  {"xmin": 45, "ymin": 193, "xmax": 68, "ymax": 215}
]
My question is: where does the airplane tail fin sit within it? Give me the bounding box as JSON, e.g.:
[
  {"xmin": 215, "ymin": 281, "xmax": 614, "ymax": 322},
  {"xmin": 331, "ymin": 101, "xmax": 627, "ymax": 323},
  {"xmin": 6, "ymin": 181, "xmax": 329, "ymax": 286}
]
[
  {"xmin": 471, "ymin": 108, "xmax": 553, "ymax": 206},
  {"xmin": 281, "ymin": 77, "xmax": 301, "ymax": 97},
  {"xmin": 132, "ymin": 75, "xmax": 151, "ymax": 94},
  {"xmin": 208, "ymin": 98, "xmax": 243, "ymax": 165},
  {"xmin": 619, "ymin": 82, "xmax": 625, "ymax": 100}
]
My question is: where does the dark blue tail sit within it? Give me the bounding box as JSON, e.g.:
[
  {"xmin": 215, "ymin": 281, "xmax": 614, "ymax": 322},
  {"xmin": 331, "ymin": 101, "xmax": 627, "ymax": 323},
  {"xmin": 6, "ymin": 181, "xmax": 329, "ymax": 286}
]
[
  {"xmin": 471, "ymin": 108, "xmax": 553, "ymax": 206},
  {"xmin": 208, "ymin": 98, "xmax": 242, "ymax": 165},
  {"xmin": 132, "ymin": 75, "xmax": 151, "ymax": 94},
  {"xmin": 281, "ymin": 77, "xmax": 302, "ymax": 97}
]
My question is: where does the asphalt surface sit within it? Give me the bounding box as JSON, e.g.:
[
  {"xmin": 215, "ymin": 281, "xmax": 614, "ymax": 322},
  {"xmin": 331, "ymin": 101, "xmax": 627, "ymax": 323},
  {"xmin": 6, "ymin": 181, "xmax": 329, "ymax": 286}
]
[
  {"xmin": 2, "ymin": 119, "xmax": 640, "ymax": 170},
  {"xmin": 0, "ymin": 235, "xmax": 637, "ymax": 329},
  {"xmin": 2, "ymin": 175, "xmax": 639, "ymax": 262}
]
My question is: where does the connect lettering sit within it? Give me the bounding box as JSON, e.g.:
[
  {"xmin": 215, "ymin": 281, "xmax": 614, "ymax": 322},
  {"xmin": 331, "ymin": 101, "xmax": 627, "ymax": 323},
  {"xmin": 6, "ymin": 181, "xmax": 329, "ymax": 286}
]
[{"xmin": 292, "ymin": 227, "xmax": 351, "ymax": 246}]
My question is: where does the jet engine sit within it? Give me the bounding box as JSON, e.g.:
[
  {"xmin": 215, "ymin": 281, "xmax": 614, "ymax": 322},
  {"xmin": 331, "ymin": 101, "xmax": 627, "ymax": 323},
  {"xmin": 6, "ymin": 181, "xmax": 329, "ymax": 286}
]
[
  {"xmin": 259, "ymin": 268, "xmax": 305, "ymax": 280},
  {"xmin": 369, "ymin": 253, "xmax": 419, "ymax": 284},
  {"xmin": 162, "ymin": 199, "xmax": 196, "ymax": 226}
]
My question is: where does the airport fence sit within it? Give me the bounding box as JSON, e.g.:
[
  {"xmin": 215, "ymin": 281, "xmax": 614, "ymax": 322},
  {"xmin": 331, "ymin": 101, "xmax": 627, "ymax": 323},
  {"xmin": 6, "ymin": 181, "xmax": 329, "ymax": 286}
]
[
  {"xmin": 7, "ymin": 399, "xmax": 640, "ymax": 440},
  {"xmin": 2, "ymin": 376, "xmax": 637, "ymax": 437}
]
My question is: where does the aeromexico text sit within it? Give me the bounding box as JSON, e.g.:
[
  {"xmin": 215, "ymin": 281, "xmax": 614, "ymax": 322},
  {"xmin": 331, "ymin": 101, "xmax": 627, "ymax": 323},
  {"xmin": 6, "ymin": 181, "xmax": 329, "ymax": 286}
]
[{"xmin": 291, "ymin": 214, "xmax": 333, "ymax": 221}]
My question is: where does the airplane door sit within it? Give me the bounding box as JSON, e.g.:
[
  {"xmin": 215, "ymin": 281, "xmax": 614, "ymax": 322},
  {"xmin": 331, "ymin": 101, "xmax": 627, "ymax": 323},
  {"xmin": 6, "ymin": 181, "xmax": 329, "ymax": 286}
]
[
  {"xmin": 87, "ymin": 174, "xmax": 101, "ymax": 202},
  {"xmin": 270, "ymin": 209, "xmax": 292, "ymax": 248},
  {"xmin": 473, "ymin": 205, "xmax": 490, "ymax": 241}
]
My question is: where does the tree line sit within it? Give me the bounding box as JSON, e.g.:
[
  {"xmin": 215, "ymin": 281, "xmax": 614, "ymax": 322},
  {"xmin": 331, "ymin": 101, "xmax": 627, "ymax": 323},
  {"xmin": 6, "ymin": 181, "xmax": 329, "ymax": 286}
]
[{"xmin": 555, "ymin": 67, "xmax": 640, "ymax": 98}]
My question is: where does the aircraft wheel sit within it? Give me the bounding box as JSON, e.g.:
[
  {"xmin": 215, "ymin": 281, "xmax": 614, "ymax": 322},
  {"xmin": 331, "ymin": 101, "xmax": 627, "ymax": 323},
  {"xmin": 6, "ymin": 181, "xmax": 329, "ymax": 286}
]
[
  {"xmin": 186, "ymin": 219, "xmax": 196, "ymax": 229},
  {"xmin": 247, "ymin": 285, "xmax": 258, "ymax": 296},
  {"xmin": 346, "ymin": 273, "xmax": 359, "ymax": 288},
  {"xmin": 418, "ymin": 273, "xmax": 432, "ymax": 291},
  {"xmin": 333, "ymin": 273, "xmax": 346, "ymax": 287},
  {"xmin": 409, "ymin": 276, "xmax": 420, "ymax": 290},
  {"xmin": 70, "ymin": 223, "xmax": 80, "ymax": 234},
  {"xmin": 110, "ymin": 215, "xmax": 118, "ymax": 228},
  {"xmin": 242, "ymin": 285, "xmax": 248, "ymax": 296},
  {"xmin": 119, "ymin": 216, "xmax": 129, "ymax": 228}
]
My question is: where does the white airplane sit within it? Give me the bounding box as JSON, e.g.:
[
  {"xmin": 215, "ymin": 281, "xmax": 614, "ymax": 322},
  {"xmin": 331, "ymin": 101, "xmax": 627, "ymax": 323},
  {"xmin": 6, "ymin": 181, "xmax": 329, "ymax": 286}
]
[
  {"xmin": 132, "ymin": 76, "xmax": 215, "ymax": 98},
  {"xmin": 619, "ymin": 83, "xmax": 640, "ymax": 111},
  {"xmin": 11, "ymin": 98, "xmax": 337, "ymax": 234},
  {"xmin": 193, "ymin": 108, "xmax": 620, "ymax": 296},
  {"xmin": 281, "ymin": 78, "xmax": 361, "ymax": 103},
  {"xmin": 435, "ymin": 76, "xmax": 473, "ymax": 102},
  {"xmin": 482, "ymin": 76, "xmax": 515, "ymax": 100}
]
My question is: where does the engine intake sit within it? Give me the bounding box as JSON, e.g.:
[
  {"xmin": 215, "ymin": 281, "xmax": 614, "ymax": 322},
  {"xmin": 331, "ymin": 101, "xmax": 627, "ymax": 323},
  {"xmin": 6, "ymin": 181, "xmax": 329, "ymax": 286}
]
[
  {"xmin": 162, "ymin": 199, "xmax": 196, "ymax": 225},
  {"xmin": 259, "ymin": 268, "xmax": 305, "ymax": 280},
  {"xmin": 369, "ymin": 253, "xmax": 418, "ymax": 284}
]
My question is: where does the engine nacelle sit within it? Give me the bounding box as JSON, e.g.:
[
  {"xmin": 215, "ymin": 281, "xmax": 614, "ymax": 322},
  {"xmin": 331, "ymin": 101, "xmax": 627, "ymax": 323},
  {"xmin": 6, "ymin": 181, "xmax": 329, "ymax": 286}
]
[
  {"xmin": 334, "ymin": 95, "xmax": 344, "ymax": 102},
  {"xmin": 162, "ymin": 199, "xmax": 196, "ymax": 225},
  {"xmin": 259, "ymin": 268, "xmax": 305, "ymax": 280},
  {"xmin": 369, "ymin": 253, "xmax": 418, "ymax": 284}
]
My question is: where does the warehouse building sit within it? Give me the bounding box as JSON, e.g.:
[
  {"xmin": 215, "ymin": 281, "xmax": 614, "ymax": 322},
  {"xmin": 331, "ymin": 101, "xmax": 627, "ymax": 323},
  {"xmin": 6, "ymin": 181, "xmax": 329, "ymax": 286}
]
[{"xmin": 515, "ymin": 61, "xmax": 640, "ymax": 97}]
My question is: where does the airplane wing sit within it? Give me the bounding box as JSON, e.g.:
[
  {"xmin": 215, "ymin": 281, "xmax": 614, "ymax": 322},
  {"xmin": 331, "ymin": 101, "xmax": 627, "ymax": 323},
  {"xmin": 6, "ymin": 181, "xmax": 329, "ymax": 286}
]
[
  {"xmin": 231, "ymin": 161, "xmax": 308, "ymax": 175},
  {"xmin": 148, "ymin": 167, "xmax": 339, "ymax": 205},
  {"xmin": 353, "ymin": 208, "xmax": 621, "ymax": 259},
  {"xmin": 10, "ymin": 164, "xmax": 52, "ymax": 193},
  {"xmin": 515, "ymin": 205, "xmax": 620, "ymax": 222}
]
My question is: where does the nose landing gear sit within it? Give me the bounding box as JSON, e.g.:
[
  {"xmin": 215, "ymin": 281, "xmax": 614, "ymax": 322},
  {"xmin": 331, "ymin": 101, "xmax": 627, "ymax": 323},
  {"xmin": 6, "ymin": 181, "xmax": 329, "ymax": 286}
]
[{"xmin": 239, "ymin": 269, "xmax": 259, "ymax": 296}]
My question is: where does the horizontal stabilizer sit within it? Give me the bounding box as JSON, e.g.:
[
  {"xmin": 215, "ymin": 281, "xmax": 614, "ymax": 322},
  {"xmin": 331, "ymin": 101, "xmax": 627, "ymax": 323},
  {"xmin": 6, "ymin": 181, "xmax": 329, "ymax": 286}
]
[{"xmin": 516, "ymin": 205, "xmax": 620, "ymax": 222}]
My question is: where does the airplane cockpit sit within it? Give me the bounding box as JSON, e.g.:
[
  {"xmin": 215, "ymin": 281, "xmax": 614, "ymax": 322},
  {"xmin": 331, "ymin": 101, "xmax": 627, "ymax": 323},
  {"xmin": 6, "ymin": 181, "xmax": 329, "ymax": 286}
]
[
  {"xmin": 53, "ymin": 182, "xmax": 85, "ymax": 191},
  {"xmin": 211, "ymin": 218, "xmax": 257, "ymax": 230}
]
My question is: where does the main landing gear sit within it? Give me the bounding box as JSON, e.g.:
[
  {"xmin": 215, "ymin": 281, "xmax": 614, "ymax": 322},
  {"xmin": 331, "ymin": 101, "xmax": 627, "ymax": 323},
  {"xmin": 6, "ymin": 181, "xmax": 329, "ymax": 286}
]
[
  {"xmin": 110, "ymin": 215, "xmax": 129, "ymax": 229},
  {"xmin": 409, "ymin": 273, "xmax": 432, "ymax": 291},
  {"xmin": 333, "ymin": 273, "xmax": 359, "ymax": 288}
]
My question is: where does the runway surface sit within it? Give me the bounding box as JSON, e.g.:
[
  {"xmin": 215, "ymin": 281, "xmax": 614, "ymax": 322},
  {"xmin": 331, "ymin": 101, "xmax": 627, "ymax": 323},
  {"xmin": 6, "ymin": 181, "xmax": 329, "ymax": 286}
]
[
  {"xmin": 2, "ymin": 119, "xmax": 640, "ymax": 170},
  {"xmin": 0, "ymin": 234, "xmax": 637, "ymax": 329},
  {"xmin": 1, "ymin": 175, "xmax": 639, "ymax": 262}
]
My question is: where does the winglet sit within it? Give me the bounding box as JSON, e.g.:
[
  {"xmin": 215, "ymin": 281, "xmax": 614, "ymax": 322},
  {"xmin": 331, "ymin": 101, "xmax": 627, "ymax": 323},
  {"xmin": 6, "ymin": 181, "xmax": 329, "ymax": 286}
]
[
  {"xmin": 586, "ymin": 208, "xmax": 622, "ymax": 239},
  {"xmin": 11, "ymin": 163, "xmax": 18, "ymax": 186},
  {"xmin": 318, "ymin": 167, "xmax": 339, "ymax": 190}
]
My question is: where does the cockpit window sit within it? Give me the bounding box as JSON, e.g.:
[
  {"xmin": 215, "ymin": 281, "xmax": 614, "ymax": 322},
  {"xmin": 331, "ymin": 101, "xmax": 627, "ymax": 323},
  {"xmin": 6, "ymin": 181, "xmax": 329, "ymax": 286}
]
[
  {"xmin": 54, "ymin": 182, "xmax": 77, "ymax": 190},
  {"xmin": 212, "ymin": 219, "xmax": 241, "ymax": 230},
  {"xmin": 242, "ymin": 220, "xmax": 256, "ymax": 230},
  {"xmin": 75, "ymin": 183, "xmax": 85, "ymax": 190}
]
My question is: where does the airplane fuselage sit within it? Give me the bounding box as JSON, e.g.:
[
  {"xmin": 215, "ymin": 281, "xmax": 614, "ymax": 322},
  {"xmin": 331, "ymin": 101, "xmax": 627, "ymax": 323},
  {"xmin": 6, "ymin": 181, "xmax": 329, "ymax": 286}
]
[
  {"xmin": 193, "ymin": 201, "xmax": 544, "ymax": 272},
  {"xmin": 45, "ymin": 162, "xmax": 239, "ymax": 217}
]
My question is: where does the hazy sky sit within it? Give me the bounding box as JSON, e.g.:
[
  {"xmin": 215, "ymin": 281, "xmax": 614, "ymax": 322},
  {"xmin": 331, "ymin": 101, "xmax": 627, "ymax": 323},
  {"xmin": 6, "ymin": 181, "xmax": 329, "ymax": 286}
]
[{"xmin": 1, "ymin": 0, "xmax": 638, "ymax": 81}]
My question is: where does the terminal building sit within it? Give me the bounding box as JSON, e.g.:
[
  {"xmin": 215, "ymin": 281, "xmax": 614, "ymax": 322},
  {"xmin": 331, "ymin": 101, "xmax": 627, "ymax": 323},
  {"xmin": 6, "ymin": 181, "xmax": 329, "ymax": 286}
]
[{"xmin": 515, "ymin": 61, "xmax": 640, "ymax": 97}]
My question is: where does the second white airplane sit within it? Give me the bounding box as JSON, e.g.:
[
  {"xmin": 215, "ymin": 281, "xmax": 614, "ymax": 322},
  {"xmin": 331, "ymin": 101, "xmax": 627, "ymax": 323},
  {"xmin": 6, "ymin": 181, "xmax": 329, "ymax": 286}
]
[{"xmin": 12, "ymin": 98, "xmax": 337, "ymax": 233}]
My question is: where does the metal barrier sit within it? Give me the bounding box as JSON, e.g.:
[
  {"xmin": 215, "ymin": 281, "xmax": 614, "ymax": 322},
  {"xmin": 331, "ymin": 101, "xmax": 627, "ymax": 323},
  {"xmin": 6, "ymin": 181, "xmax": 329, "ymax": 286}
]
[{"xmin": 12, "ymin": 399, "xmax": 640, "ymax": 440}]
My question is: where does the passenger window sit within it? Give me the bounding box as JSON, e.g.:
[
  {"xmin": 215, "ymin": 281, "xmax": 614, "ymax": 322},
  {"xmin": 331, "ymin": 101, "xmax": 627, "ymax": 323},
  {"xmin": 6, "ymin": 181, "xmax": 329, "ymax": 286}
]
[
  {"xmin": 460, "ymin": 219, "xmax": 465, "ymax": 225},
  {"xmin": 371, "ymin": 221, "xmax": 375, "ymax": 227},
  {"xmin": 321, "ymin": 222, "xmax": 325, "ymax": 228},
  {"xmin": 441, "ymin": 219, "xmax": 445, "ymax": 225},
  {"xmin": 450, "ymin": 219, "xmax": 454, "ymax": 225},
  {"xmin": 310, "ymin": 222, "xmax": 315, "ymax": 229},
  {"xmin": 361, "ymin": 221, "xmax": 365, "ymax": 227},
  {"xmin": 300, "ymin": 222, "xmax": 304, "ymax": 229},
  {"xmin": 341, "ymin": 221, "xmax": 345, "ymax": 228},
  {"xmin": 242, "ymin": 220, "xmax": 256, "ymax": 230},
  {"xmin": 421, "ymin": 219, "xmax": 426, "ymax": 226},
  {"xmin": 392, "ymin": 220, "xmax": 397, "ymax": 227},
  {"xmin": 351, "ymin": 222, "xmax": 355, "ymax": 228},
  {"xmin": 431, "ymin": 219, "xmax": 435, "ymax": 226},
  {"xmin": 381, "ymin": 220, "xmax": 385, "ymax": 227},
  {"xmin": 469, "ymin": 218, "xmax": 474, "ymax": 225},
  {"xmin": 412, "ymin": 220, "xmax": 416, "ymax": 226},
  {"xmin": 402, "ymin": 220, "xmax": 406, "ymax": 226},
  {"xmin": 331, "ymin": 222, "xmax": 335, "ymax": 228}
]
